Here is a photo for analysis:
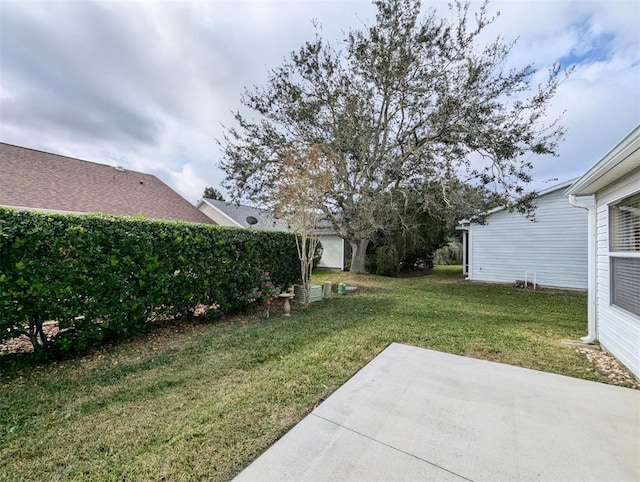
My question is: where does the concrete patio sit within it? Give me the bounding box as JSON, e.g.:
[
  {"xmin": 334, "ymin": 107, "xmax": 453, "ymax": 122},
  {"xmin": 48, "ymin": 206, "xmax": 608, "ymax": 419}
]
[{"xmin": 235, "ymin": 343, "xmax": 640, "ymax": 481}]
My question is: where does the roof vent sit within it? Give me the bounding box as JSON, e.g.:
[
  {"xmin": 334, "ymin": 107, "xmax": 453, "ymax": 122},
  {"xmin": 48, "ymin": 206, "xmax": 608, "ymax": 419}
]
[{"xmin": 115, "ymin": 165, "xmax": 125, "ymax": 172}]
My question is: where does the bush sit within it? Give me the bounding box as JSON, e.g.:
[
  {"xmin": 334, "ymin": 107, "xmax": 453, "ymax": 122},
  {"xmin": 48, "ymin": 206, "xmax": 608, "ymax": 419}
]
[
  {"xmin": 375, "ymin": 245, "xmax": 400, "ymax": 277},
  {"xmin": 0, "ymin": 208, "xmax": 300, "ymax": 357},
  {"xmin": 364, "ymin": 253, "xmax": 377, "ymax": 274},
  {"xmin": 433, "ymin": 240, "xmax": 463, "ymax": 265}
]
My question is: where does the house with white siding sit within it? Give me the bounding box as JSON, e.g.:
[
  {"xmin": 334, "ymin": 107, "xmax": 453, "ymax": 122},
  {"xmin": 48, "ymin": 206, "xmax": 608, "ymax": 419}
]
[
  {"xmin": 458, "ymin": 179, "xmax": 588, "ymax": 290},
  {"xmin": 565, "ymin": 124, "xmax": 640, "ymax": 379},
  {"xmin": 197, "ymin": 198, "xmax": 348, "ymax": 270},
  {"xmin": 311, "ymin": 223, "xmax": 350, "ymax": 270}
]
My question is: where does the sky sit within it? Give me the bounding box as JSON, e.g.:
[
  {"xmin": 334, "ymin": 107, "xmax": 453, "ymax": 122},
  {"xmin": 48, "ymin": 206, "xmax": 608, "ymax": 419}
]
[{"xmin": 1, "ymin": 0, "xmax": 639, "ymax": 204}]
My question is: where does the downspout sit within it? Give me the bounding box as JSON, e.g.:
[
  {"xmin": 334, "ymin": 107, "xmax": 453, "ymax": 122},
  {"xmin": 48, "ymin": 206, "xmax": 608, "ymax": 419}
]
[{"xmin": 568, "ymin": 194, "xmax": 597, "ymax": 343}]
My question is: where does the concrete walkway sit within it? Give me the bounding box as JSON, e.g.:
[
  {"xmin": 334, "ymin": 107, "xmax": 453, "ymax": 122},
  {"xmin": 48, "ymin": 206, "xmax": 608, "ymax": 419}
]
[{"xmin": 235, "ymin": 343, "xmax": 640, "ymax": 481}]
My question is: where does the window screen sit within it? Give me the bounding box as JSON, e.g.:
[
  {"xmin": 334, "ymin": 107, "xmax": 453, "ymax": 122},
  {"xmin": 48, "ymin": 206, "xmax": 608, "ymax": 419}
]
[
  {"xmin": 611, "ymin": 257, "xmax": 640, "ymax": 316},
  {"xmin": 610, "ymin": 192, "xmax": 640, "ymax": 251},
  {"xmin": 609, "ymin": 192, "xmax": 640, "ymax": 316}
]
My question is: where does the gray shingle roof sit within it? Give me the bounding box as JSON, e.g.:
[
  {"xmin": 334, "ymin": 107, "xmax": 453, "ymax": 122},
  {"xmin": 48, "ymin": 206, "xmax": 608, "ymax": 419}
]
[
  {"xmin": 201, "ymin": 198, "xmax": 289, "ymax": 231},
  {"xmin": 0, "ymin": 143, "xmax": 214, "ymax": 224}
]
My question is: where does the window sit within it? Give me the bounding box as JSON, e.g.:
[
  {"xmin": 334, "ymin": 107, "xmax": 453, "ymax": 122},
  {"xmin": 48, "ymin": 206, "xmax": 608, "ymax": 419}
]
[{"xmin": 609, "ymin": 192, "xmax": 640, "ymax": 316}]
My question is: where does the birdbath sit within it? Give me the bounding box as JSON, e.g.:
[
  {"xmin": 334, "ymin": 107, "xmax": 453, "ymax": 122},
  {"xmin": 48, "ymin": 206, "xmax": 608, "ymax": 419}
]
[{"xmin": 278, "ymin": 292, "xmax": 295, "ymax": 316}]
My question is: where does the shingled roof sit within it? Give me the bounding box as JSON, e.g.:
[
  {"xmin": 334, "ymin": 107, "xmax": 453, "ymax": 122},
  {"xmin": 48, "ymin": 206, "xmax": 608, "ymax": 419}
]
[
  {"xmin": 198, "ymin": 198, "xmax": 290, "ymax": 231},
  {"xmin": 197, "ymin": 198, "xmax": 341, "ymax": 236},
  {"xmin": 0, "ymin": 143, "xmax": 214, "ymax": 224}
]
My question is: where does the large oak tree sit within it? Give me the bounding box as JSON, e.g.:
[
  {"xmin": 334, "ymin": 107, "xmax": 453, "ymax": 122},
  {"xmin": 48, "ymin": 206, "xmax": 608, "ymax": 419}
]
[{"xmin": 219, "ymin": 0, "xmax": 568, "ymax": 273}]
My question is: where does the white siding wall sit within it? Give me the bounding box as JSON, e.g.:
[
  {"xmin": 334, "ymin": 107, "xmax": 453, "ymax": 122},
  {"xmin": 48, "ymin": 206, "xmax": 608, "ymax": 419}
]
[
  {"xmin": 468, "ymin": 188, "xmax": 588, "ymax": 289},
  {"xmin": 317, "ymin": 235, "xmax": 344, "ymax": 270},
  {"xmin": 594, "ymin": 170, "xmax": 640, "ymax": 378}
]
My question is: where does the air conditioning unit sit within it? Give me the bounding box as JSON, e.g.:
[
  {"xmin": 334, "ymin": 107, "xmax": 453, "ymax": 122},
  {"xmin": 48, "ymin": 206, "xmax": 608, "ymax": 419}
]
[{"xmin": 293, "ymin": 284, "xmax": 323, "ymax": 304}]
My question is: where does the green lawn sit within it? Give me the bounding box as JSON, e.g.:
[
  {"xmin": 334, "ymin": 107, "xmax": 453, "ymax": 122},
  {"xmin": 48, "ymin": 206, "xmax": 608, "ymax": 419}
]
[{"xmin": 0, "ymin": 266, "xmax": 607, "ymax": 481}]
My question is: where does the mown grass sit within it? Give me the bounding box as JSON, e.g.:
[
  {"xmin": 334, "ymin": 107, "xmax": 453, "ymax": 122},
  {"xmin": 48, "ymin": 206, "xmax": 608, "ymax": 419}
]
[{"xmin": 0, "ymin": 266, "xmax": 605, "ymax": 481}]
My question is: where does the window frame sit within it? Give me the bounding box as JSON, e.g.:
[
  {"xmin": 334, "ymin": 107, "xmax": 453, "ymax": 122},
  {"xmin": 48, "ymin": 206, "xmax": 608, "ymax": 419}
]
[{"xmin": 608, "ymin": 191, "xmax": 640, "ymax": 318}]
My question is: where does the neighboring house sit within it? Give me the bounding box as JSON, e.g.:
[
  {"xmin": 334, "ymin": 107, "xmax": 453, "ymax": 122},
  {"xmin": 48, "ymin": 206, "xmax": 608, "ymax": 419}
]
[
  {"xmin": 0, "ymin": 143, "xmax": 213, "ymax": 224},
  {"xmin": 457, "ymin": 179, "xmax": 588, "ymax": 289},
  {"xmin": 313, "ymin": 221, "xmax": 351, "ymax": 271},
  {"xmin": 197, "ymin": 198, "xmax": 348, "ymax": 270},
  {"xmin": 565, "ymin": 124, "xmax": 640, "ymax": 379},
  {"xmin": 197, "ymin": 198, "xmax": 288, "ymax": 231}
]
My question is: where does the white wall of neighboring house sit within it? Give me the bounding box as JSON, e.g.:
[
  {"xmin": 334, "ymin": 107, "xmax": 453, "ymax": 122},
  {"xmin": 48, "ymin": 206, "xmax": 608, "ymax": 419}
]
[
  {"xmin": 592, "ymin": 170, "xmax": 640, "ymax": 378},
  {"xmin": 463, "ymin": 183, "xmax": 588, "ymax": 289},
  {"xmin": 317, "ymin": 234, "xmax": 344, "ymax": 270}
]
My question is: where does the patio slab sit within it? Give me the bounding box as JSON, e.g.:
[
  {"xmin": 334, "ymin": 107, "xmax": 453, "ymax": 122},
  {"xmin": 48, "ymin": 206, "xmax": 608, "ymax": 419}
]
[{"xmin": 235, "ymin": 343, "xmax": 640, "ymax": 481}]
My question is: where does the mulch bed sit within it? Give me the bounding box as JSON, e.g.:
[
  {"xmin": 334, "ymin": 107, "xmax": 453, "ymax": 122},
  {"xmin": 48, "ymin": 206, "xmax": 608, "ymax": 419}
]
[{"xmin": 0, "ymin": 322, "xmax": 60, "ymax": 356}]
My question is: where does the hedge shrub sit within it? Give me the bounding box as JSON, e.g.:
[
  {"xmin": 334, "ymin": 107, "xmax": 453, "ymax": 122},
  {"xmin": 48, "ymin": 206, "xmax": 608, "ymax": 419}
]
[
  {"xmin": 433, "ymin": 240, "xmax": 463, "ymax": 265},
  {"xmin": 375, "ymin": 245, "xmax": 400, "ymax": 277},
  {"xmin": 0, "ymin": 208, "xmax": 300, "ymax": 356}
]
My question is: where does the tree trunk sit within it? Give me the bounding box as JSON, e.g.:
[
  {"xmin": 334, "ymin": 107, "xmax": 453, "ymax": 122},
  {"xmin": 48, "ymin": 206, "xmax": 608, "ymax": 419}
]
[
  {"xmin": 349, "ymin": 239, "xmax": 369, "ymax": 274},
  {"xmin": 28, "ymin": 315, "xmax": 47, "ymax": 355}
]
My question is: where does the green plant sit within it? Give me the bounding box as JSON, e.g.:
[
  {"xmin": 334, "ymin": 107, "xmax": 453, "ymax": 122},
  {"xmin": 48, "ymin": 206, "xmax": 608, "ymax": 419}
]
[
  {"xmin": 0, "ymin": 208, "xmax": 300, "ymax": 356},
  {"xmin": 364, "ymin": 253, "xmax": 377, "ymax": 274},
  {"xmin": 375, "ymin": 245, "xmax": 400, "ymax": 277},
  {"xmin": 433, "ymin": 239, "xmax": 463, "ymax": 265},
  {"xmin": 252, "ymin": 271, "xmax": 282, "ymax": 318}
]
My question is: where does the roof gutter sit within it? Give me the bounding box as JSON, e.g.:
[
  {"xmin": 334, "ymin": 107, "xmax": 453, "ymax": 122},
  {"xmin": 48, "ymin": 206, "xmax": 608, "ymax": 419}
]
[{"xmin": 568, "ymin": 194, "xmax": 597, "ymax": 343}]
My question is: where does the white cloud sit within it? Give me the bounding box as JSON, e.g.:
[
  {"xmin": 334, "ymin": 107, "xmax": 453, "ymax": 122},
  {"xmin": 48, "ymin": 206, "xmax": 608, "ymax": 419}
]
[{"xmin": 0, "ymin": 0, "xmax": 638, "ymax": 203}]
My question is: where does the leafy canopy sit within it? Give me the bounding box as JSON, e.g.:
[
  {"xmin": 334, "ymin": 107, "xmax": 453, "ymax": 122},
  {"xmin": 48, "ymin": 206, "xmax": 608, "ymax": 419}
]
[{"xmin": 219, "ymin": 0, "xmax": 569, "ymax": 272}]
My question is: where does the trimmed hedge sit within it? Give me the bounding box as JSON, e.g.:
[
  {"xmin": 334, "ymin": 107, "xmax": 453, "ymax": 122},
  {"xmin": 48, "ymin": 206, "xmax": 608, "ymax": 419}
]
[{"xmin": 0, "ymin": 208, "xmax": 300, "ymax": 356}]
